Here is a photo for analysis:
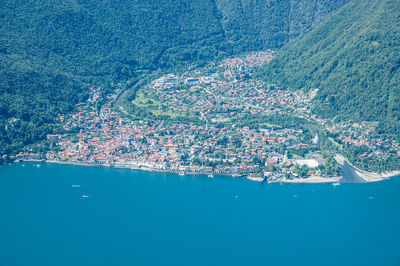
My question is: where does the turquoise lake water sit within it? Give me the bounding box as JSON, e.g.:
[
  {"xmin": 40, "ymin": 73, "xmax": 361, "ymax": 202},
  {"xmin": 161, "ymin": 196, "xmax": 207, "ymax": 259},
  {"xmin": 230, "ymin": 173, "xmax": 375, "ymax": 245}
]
[{"xmin": 1, "ymin": 162, "xmax": 399, "ymax": 266}]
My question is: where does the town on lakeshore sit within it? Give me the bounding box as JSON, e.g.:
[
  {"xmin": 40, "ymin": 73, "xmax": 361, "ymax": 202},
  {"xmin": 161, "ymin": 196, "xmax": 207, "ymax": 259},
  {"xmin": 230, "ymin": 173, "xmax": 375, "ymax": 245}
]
[{"xmin": 13, "ymin": 50, "xmax": 400, "ymax": 183}]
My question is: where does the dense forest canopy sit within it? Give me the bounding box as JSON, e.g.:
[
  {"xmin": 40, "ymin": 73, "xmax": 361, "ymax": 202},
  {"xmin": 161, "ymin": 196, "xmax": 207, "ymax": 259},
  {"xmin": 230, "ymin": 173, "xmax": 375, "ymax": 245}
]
[
  {"xmin": 0, "ymin": 0, "xmax": 354, "ymax": 155},
  {"xmin": 216, "ymin": 0, "xmax": 350, "ymax": 48},
  {"xmin": 1, "ymin": 0, "xmax": 350, "ymax": 78},
  {"xmin": 259, "ymin": 0, "xmax": 400, "ymax": 136}
]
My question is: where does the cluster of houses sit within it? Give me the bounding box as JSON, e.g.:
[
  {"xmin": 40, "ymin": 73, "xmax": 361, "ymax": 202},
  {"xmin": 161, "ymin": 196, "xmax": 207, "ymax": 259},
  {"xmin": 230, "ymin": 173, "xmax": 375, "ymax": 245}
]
[
  {"xmin": 141, "ymin": 53, "xmax": 313, "ymax": 124},
  {"xmin": 219, "ymin": 50, "xmax": 274, "ymax": 70},
  {"xmin": 34, "ymin": 50, "xmax": 399, "ymax": 178},
  {"xmin": 46, "ymin": 95, "xmax": 316, "ymax": 176},
  {"xmin": 41, "ymin": 51, "xmax": 340, "ymax": 178},
  {"xmin": 326, "ymin": 121, "xmax": 400, "ymax": 160}
]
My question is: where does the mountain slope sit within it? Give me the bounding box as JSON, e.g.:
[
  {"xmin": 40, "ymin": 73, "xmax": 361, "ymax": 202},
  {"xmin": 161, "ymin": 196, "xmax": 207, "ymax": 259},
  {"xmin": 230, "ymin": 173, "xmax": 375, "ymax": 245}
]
[
  {"xmin": 0, "ymin": 0, "xmax": 349, "ymax": 156},
  {"xmin": 0, "ymin": 0, "xmax": 228, "ymax": 80},
  {"xmin": 215, "ymin": 0, "xmax": 350, "ymax": 48},
  {"xmin": 260, "ymin": 0, "xmax": 400, "ymax": 133},
  {"xmin": 0, "ymin": 56, "xmax": 87, "ymax": 154},
  {"xmin": 1, "ymin": 0, "xmax": 350, "ymax": 81}
]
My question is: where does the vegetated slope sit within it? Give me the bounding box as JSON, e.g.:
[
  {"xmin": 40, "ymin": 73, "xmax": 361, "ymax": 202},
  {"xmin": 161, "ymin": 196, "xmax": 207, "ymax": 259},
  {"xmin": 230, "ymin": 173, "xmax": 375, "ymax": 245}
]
[
  {"xmin": 215, "ymin": 0, "xmax": 350, "ymax": 48},
  {"xmin": 1, "ymin": 0, "xmax": 350, "ymax": 81},
  {"xmin": 0, "ymin": 0, "xmax": 349, "ymax": 157},
  {"xmin": 260, "ymin": 0, "xmax": 400, "ymax": 136},
  {"xmin": 0, "ymin": 0, "xmax": 228, "ymax": 81},
  {"xmin": 0, "ymin": 57, "xmax": 87, "ymax": 154},
  {"xmin": 0, "ymin": 0, "xmax": 228, "ymax": 157}
]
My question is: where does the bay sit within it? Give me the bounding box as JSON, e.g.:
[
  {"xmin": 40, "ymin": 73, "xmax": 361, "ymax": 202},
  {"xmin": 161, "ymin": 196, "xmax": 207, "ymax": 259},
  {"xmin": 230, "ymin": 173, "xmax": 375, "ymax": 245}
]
[{"xmin": 1, "ymin": 162, "xmax": 399, "ymax": 266}]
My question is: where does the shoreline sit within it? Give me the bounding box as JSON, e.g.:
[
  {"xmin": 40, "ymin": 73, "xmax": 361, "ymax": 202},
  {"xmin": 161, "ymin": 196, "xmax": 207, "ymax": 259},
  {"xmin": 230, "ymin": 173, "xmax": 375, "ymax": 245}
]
[
  {"xmin": 334, "ymin": 154, "xmax": 400, "ymax": 182},
  {"xmin": 268, "ymin": 175, "xmax": 341, "ymax": 184},
  {"xmin": 44, "ymin": 160, "xmax": 245, "ymax": 179},
  {"xmin": 12, "ymin": 158, "xmax": 400, "ymax": 184},
  {"xmin": 17, "ymin": 159, "xmax": 265, "ymax": 182}
]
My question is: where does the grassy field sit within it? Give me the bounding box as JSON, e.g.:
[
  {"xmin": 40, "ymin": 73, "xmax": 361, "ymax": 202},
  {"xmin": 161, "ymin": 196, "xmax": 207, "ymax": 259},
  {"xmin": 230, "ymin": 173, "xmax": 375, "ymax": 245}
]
[{"xmin": 131, "ymin": 91, "xmax": 186, "ymax": 119}]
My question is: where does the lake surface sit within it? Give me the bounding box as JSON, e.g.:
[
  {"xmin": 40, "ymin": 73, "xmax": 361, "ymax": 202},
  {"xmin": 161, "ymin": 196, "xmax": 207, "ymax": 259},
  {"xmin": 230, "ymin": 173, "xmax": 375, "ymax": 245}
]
[{"xmin": 1, "ymin": 162, "xmax": 399, "ymax": 266}]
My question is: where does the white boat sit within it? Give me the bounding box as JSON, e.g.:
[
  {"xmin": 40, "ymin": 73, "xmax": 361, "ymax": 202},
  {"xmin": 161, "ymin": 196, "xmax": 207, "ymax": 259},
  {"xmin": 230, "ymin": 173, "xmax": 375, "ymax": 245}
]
[
  {"xmin": 332, "ymin": 182, "xmax": 341, "ymax": 187},
  {"xmin": 179, "ymin": 172, "xmax": 185, "ymax": 176},
  {"xmin": 82, "ymin": 195, "xmax": 90, "ymax": 198},
  {"xmin": 208, "ymin": 173, "xmax": 214, "ymax": 178}
]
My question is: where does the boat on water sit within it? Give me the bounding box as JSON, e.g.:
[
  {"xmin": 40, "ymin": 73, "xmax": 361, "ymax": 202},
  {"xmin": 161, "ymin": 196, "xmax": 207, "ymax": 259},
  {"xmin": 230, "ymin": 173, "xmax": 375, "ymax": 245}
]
[
  {"xmin": 179, "ymin": 172, "xmax": 185, "ymax": 176},
  {"xmin": 72, "ymin": 185, "xmax": 81, "ymax": 188},
  {"xmin": 208, "ymin": 173, "xmax": 214, "ymax": 178},
  {"xmin": 82, "ymin": 195, "xmax": 90, "ymax": 198},
  {"xmin": 332, "ymin": 182, "xmax": 341, "ymax": 187}
]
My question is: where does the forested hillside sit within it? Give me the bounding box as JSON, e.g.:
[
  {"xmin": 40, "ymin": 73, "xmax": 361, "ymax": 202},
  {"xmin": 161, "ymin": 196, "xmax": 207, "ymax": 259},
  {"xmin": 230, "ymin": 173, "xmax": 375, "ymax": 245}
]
[
  {"xmin": 260, "ymin": 0, "xmax": 400, "ymax": 136},
  {"xmin": 1, "ymin": 0, "xmax": 349, "ymax": 79},
  {"xmin": 216, "ymin": 0, "xmax": 350, "ymax": 48},
  {"xmin": 0, "ymin": 0, "xmax": 349, "ymax": 156},
  {"xmin": 0, "ymin": 58, "xmax": 87, "ymax": 154}
]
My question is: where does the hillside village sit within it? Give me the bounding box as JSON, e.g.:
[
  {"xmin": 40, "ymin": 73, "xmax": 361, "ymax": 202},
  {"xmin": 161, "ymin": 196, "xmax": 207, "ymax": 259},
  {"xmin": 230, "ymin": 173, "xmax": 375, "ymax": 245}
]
[{"xmin": 15, "ymin": 51, "xmax": 400, "ymax": 181}]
